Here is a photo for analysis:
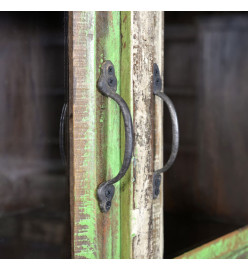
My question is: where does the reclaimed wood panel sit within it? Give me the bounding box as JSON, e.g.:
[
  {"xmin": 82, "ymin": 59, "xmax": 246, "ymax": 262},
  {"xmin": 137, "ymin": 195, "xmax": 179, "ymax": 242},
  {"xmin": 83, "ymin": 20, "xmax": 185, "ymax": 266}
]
[
  {"xmin": 120, "ymin": 11, "xmax": 133, "ymax": 259},
  {"xmin": 176, "ymin": 226, "xmax": 248, "ymax": 259},
  {"xmin": 69, "ymin": 11, "xmax": 121, "ymax": 259},
  {"xmin": 120, "ymin": 11, "xmax": 164, "ymax": 259},
  {"xmin": 70, "ymin": 11, "xmax": 163, "ymax": 259}
]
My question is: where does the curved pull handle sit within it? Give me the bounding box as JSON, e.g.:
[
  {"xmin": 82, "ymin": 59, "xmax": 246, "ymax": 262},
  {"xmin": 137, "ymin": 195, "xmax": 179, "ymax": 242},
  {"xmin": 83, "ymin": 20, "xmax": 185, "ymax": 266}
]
[
  {"xmin": 97, "ymin": 60, "xmax": 134, "ymax": 212},
  {"xmin": 59, "ymin": 102, "xmax": 68, "ymax": 167},
  {"xmin": 153, "ymin": 63, "xmax": 179, "ymax": 199}
]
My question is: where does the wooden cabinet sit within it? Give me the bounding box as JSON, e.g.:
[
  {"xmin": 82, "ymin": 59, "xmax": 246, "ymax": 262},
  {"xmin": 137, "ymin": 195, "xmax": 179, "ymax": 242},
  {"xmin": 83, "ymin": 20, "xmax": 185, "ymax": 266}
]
[{"xmin": 0, "ymin": 11, "xmax": 248, "ymax": 259}]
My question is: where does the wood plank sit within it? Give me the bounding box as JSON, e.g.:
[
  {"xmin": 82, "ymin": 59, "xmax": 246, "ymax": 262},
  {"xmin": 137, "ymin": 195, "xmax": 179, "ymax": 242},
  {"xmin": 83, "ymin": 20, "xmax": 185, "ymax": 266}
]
[
  {"xmin": 70, "ymin": 11, "xmax": 163, "ymax": 259},
  {"xmin": 69, "ymin": 11, "xmax": 121, "ymax": 259},
  {"xmin": 120, "ymin": 11, "xmax": 164, "ymax": 259},
  {"xmin": 176, "ymin": 226, "xmax": 248, "ymax": 259},
  {"xmin": 120, "ymin": 11, "xmax": 133, "ymax": 259}
]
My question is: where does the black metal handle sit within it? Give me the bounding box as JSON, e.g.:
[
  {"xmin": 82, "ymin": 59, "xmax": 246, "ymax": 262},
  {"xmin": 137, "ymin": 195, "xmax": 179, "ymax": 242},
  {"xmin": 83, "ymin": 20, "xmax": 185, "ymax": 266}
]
[
  {"xmin": 97, "ymin": 60, "xmax": 133, "ymax": 212},
  {"xmin": 152, "ymin": 63, "xmax": 179, "ymax": 199},
  {"xmin": 59, "ymin": 103, "xmax": 68, "ymax": 166}
]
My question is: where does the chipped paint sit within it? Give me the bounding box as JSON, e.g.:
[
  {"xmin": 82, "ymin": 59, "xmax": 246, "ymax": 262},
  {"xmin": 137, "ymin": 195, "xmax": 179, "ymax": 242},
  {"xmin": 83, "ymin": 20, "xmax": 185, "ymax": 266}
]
[
  {"xmin": 120, "ymin": 11, "xmax": 133, "ymax": 259},
  {"xmin": 70, "ymin": 11, "xmax": 163, "ymax": 259},
  {"xmin": 120, "ymin": 11, "xmax": 164, "ymax": 259},
  {"xmin": 131, "ymin": 11, "xmax": 164, "ymax": 259},
  {"xmin": 70, "ymin": 11, "xmax": 121, "ymax": 259},
  {"xmin": 176, "ymin": 226, "xmax": 248, "ymax": 259}
]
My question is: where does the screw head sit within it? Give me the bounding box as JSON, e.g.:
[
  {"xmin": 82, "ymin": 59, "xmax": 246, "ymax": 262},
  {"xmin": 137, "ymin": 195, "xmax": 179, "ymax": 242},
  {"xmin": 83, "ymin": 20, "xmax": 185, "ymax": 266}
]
[
  {"xmin": 155, "ymin": 177, "xmax": 161, "ymax": 187},
  {"xmin": 108, "ymin": 66, "xmax": 114, "ymax": 75},
  {"xmin": 106, "ymin": 201, "xmax": 111, "ymax": 211},
  {"xmin": 108, "ymin": 77, "xmax": 116, "ymax": 87},
  {"xmin": 105, "ymin": 188, "xmax": 112, "ymax": 199},
  {"xmin": 155, "ymin": 78, "xmax": 160, "ymax": 86},
  {"xmin": 154, "ymin": 188, "xmax": 160, "ymax": 197}
]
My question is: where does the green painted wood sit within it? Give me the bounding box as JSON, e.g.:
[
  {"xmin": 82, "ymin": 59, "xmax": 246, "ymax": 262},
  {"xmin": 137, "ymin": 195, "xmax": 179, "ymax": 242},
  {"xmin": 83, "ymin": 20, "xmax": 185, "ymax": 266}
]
[
  {"xmin": 69, "ymin": 11, "xmax": 98, "ymax": 259},
  {"xmin": 96, "ymin": 11, "xmax": 121, "ymax": 259},
  {"xmin": 70, "ymin": 11, "xmax": 163, "ymax": 259},
  {"xmin": 69, "ymin": 11, "xmax": 121, "ymax": 259},
  {"xmin": 119, "ymin": 11, "xmax": 164, "ymax": 259},
  {"xmin": 120, "ymin": 11, "xmax": 133, "ymax": 259},
  {"xmin": 176, "ymin": 226, "xmax": 248, "ymax": 259}
]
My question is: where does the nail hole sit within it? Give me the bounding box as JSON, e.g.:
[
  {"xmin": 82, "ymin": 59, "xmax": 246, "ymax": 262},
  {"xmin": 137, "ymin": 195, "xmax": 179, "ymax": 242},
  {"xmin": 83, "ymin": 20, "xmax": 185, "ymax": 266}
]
[
  {"xmin": 108, "ymin": 66, "xmax": 113, "ymax": 75},
  {"xmin": 106, "ymin": 201, "xmax": 111, "ymax": 210}
]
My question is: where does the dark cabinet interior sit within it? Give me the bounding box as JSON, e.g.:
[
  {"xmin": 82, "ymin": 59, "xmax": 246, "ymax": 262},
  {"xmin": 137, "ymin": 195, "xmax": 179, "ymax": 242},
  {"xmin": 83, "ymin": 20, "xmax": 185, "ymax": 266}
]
[
  {"xmin": 0, "ymin": 12, "xmax": 69, "ymax": 258},
  {"xmin": 164, "ymin": 12, "xmax": 248, "ymax": 258}
]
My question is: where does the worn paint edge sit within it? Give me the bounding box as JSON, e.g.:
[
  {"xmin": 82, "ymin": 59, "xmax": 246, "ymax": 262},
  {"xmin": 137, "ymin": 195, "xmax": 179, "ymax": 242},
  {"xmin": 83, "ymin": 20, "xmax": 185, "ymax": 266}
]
[
  {"xmin": 176, "ymin": 226, "xmax": 248, "ymax": 259},
  {"xmin": 120, "ymin": 11, "xmax": 133, "ymax": 259},
  {"xmin": 101, "ymin": 11, "xmax": 122, "ymax": 259},
  {"xmin": 69, "ymin": 11, "xmax": 99, "ymax": 259},
  {"xmin": 152, "ymin": 11, "xmax": 164, "ymax": 259}
]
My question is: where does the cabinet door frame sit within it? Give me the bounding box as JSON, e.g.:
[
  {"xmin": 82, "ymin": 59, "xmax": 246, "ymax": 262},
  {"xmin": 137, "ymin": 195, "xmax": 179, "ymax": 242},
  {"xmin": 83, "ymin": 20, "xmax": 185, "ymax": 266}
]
[{"xmin": 69, "ymin": 11, "xmax": 164, "ymax": 259}]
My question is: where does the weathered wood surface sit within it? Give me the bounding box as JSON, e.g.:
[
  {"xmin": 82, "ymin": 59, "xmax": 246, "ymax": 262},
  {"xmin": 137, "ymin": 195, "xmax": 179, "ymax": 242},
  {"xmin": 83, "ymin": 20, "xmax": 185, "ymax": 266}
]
[
  {"xmin": 176, "ymin": 226, "xmax": 248, "ymax": 259},
  {"xmin": 69, "ymin": 11, "xmax": 164, "ymax": 259},
  {"xmin": 69, "ymin": 11, "xmax": 121, "ymax": 258},
  {"xmin": 121, "ymin": 11, "xmax": 164, "ymax": 259}
]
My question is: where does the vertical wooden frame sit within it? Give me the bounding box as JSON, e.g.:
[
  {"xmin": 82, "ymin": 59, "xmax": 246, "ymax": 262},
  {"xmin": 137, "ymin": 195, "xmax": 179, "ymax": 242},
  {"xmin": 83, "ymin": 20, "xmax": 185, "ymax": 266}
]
[
  {"xmin": 69, "ymin": 11, "xmax": 121, "ymax": 259},
  {"xmin": 69, "ymin": 11, "xmax": 164, "ymax": 259},
  {"xmin": 120, "ymin": 11, "xmax": 164, "ymax": 259}
]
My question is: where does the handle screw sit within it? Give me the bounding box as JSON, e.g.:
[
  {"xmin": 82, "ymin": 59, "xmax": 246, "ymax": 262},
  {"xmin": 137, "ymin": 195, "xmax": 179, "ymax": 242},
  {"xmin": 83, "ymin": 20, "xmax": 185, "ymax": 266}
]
[
  {"xmin": 108, "ymin": 66, "xmax": 113, "ymax": 75},
  {"xmin": 108, "ymin": 77, "xmax": 115, "ymax": 87},
  {"xmin": 106, "ymin": 201, "xmax": 111, "ymax": 211},
  {"xmin": 155, "ymin": 78, "xmax": 160, "ymax": 86},
  {"xmin": 154, "ymin": 188, "xmax": 160, "ymax": 197},
  {"xmin": 105, "ymin": 188, "xmax": 112, "ymax": 199}
]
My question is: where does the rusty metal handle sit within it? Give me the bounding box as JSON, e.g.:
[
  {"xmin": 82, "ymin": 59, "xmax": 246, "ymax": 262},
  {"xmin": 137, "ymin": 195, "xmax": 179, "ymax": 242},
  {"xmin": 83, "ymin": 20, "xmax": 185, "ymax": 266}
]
[
  {"xmin": 152, "ymin": 63, "xmax": 179, "ymax": 199},
  {"xmin": 97, "ymin": 60, "xmax": 133, "ymax": 212}
]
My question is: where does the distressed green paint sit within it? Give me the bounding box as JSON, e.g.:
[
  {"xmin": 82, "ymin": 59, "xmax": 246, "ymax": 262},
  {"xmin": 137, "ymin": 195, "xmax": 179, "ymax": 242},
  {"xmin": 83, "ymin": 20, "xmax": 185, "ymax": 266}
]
[
  {"xmin": 71, "ymin": 11, "xmax": 138, "ymax": 259},
  {"xmin": 72, "ymin": 11, "xmax": 99, "ymax": 259},
  {"xmin": 71, "ymin": 11, "xmax": 122, "ymax": 259},
  {"xmin": 120, "ymin": 11, "xmax": 133, "ymax": 259},
  {"xmin": 96, "ymin": 11, "xmax": 121, "ymax": 259},
  {"xmin": 177, "ymin": 226, "xmax": 248, "ymax": 259}
]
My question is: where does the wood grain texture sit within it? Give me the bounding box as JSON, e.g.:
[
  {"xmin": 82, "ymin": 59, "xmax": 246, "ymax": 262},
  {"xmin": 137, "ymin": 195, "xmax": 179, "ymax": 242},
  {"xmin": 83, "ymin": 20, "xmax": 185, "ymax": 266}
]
[
  {"xmin": 197, "ymin": 17, "xmax": 248, "ymax": 223},
  {"xmin": 69, "ymin": 11, "xmax": 163, "ymax": 259},
  {"xmin": 130, "ymin": 11, "xmax": 164, "ymax": 259},
  {"xmin": 120, "ymin": 11, "xmax": 133, "ymax": 259},
  {"xmin": 176, "ymin": 226, "xmax": 248, "ymax": 259},
  {"xmin": 69, "ymin": 11, "xmax": 121, "ymax": 259}
]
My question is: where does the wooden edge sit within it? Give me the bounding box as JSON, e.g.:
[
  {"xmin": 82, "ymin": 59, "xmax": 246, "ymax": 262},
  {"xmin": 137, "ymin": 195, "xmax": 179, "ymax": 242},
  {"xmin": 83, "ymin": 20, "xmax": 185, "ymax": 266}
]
[
  {"xmin": 69, "ymin": 11, "xmax": 122, "ymax": 259},
  {"xmin": 120, "ymin": 11, "xmax": 133, "ymax": 259},
  {"xmin": 131, "ymin": 11, "xmax": 164, "ymax": 259},
  {"xmin": 68, "ymin": 11, "xmax": 74, "ymax": 258},
  {"xmin": 153, "ymin": 11, "xmax": 164, "ymax": 259},
  {"xmin": 176, "ymin": 226, "xmax": 248, "ymax": 259}
]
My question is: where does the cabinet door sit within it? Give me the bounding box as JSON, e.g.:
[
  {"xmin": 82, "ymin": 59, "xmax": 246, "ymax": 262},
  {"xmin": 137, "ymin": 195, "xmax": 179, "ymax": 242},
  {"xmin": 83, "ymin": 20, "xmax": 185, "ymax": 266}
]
[{"xmin": 69, "ymin": 11, "xmax": 164, "ymax": 259}]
